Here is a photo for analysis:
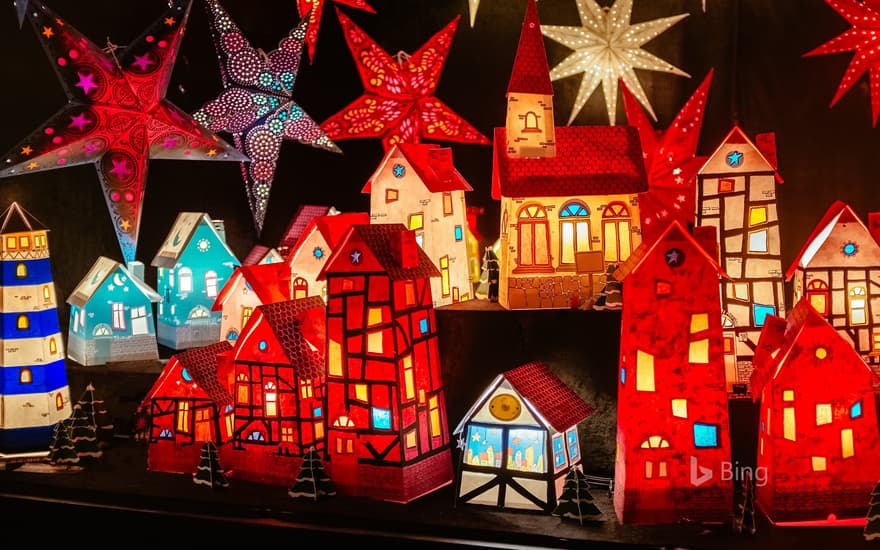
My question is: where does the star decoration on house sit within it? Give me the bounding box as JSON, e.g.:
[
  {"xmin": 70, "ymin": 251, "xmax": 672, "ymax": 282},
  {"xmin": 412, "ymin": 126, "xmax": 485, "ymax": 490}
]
[
  {"xmin": 350, "ymin": 249, "xmax": 362, "ymax": 264},
  {"xmin": 296, "ymin": 0, "xmax": 375, "ymax": 63},
  {"xmin": 541, "ymin": 0, "xmax": 690, "ymax": 125},
  {"xmin": 726, "ymin": 150, "xmax": 743, "ymax": 168},
  {"xmin": 665, "ymin": 248, "xmax": 684, "ymax": 267},
  {"xmin": 193, "ymin": 0, "xmax": 341, "ymax": 236},
  {"xmin": 804, "ymin": 0, "xmax": 880, "ymax": 126},
  {"xmin": 0, "ymin": 0, "xmax": 246, "ymax": 264},
  {"xmin": 320, "ymin": 9, "xmax": 490, "ymax": 152}
]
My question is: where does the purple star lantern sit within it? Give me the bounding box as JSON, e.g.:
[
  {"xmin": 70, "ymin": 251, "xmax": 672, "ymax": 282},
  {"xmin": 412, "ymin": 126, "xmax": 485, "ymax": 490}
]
[{"xmin": 193, "ymin": 0, "xmax": 341, "ymax": 236}]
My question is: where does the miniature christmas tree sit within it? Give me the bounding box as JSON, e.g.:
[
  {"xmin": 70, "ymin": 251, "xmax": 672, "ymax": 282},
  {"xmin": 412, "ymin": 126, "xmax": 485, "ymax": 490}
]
[
  {"xmin": 288, "ymin": 446, "xmax": 336, "ymax": 500},
  {"xmin": 75, "ymin": 383, "xmax": 115, "ymax": 447},
  {"xmin": 192, "ymin": 441, "xmax": 229, "ymax": 489},
  {"xmin": 734, "ymin": 469, "xmax": 757, "ymax": 535},
  {"xmin": 552, "ymin": 465, "xmax": 603, "ymax": 524},
  {"xmin": 47, "ymin": 419, "xmax": 79, "ymax": 465},
  {"xmin": 69, "ymin": 403, "xmax": 102, "ymax": 461},
  {"xmin": 592, "ymin": 265, "xmax": 622, "ymax": 311},
  {"xmin": 865, "ymin": 480, "xmax": 880, "ymax": 541}
]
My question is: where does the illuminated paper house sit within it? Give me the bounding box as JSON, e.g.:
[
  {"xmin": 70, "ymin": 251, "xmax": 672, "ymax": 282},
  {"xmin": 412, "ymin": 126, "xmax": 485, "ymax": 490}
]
[
  {"xmin": 212, "ymin": 263, "xmax": 292, "ymax": 343},
  {"xmin": 750, "ymin": 298, "xmax": 880, "ymax": 525},
  {"xmin": 151, "ymin": 212, "xmax": 240, "ymax": 350},
  {"xmin": 453, "ymin": 360, "xmax": 595, "ymax": 512},
  {"xmin": 0, "ymin": 203, "xmax": 71, "ymax": 456},
  {"xmin": 276, "ymin": 204, "xmax": 337, "ymax": 259},
  {"xmin": 787, "ymin": 201, "xmax": 880, "ymax": 369},
  {"xmin": 492, "ymin": 0, "xmax": 647, "ymax": 309},
  {"xmin": 285, "ymin": 211, "xmax": 370, "ymax": 301},
  {"xmin": 224, "ymin": 296, "xmax": 327, "ymax": 486},
  {"xmin": 144, "ymin": 340, "xmax": 234, "ymax": 474},
  {"xmin": 612, "ymin": 220, "xmax": 733, "ymax": 524},
  {"xmin": 318, "ymin": 223, "xmax": 454, "ymax": 503},
  {"xmin": 466, "ymin": 206, "xmax": 486, "ymax": 286},
  {"xmin": 696, "ymin": 126, "xmax": 785, "ymax": 395},
  {"xmin": 364, "ymin": 143, "xmax": 474, "ymax": 306},
  {"xmin": 242, "ymin": 245, "xmax": 282, "ymax": 266}
]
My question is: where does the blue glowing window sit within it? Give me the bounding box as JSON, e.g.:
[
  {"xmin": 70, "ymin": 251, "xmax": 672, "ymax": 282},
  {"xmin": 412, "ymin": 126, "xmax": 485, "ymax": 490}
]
[
  {"xmin": 560, "ymin": 202, "xmax": 589, "ymax": 217},
  {"xmin": 694, "ymin": 423, "xmax": 719, "ymax": 448},
  {"xmin": 313, "ymin": 406, "xmax": 323, "ymax": 418},
  {"xmin": 620, "ymin": 367, "xmax": 626, "ymax": 385},
  {"xmin": 852, "ymin": 400, "xmax": 863, "ymax": 419},
  {"xmin": 247, "ymin": 431, "xmax": 266, "ymax": 441},
  {"xmin": 566, "ymin": 428, "xmax": 580, "ymax": 461},
  {"xmin": 258, "ymin": 340, "xmax": 268, "ymax": 351},
  {"xmin": 753, "ymin": 304, "xmax": 776, "ymax": 327},
  {"xmin": 392, "ymin": 164, "xmax": 406, "ymax": 178},
  {"xmin": 843, "ymin": 242, "xmax": 858, "ymax": 257},
  {"xmin": 726, "ymin": 150, "xmax": 743, "ymax": 168},
  {"xmin": 181, "ymin": 368, "xmax": 192, "ymax": 382},
  {"xmin": 419, "ymin": 318, "xmax": 429, "ymax": 334},
  {"xmin": 159, "ymin": 428, "xmax": 173, "ymax": 439},
  {"xmin": 454, "ymin": 225, "xmax": 463, "ymax": 241},
  {"xmin": 553, "ymin": 434, "xmax": 567, "ymax": 469},
  {"xmin": 372, "ymin": 407, "xmax": 391, "ymax": 429}
]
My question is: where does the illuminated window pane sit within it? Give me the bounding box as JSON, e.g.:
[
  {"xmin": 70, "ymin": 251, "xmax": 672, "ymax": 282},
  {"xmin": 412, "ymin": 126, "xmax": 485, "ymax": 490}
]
[
  {"xmin": 454, "ymin": 225, "xmax": 463, "ymax": 241},
  {"xmin": 693, "ymin": 423, "xmax": 719, "ymax": 448},
  {"xmin": 403, "ymin": 366, "xmax": 415, "ymax": 400},
  {"xmin": 816, "ymin": 403, "xmax": 831, "ymax": 425},
  {"xmin": 178, "ymin": 267, "xmax": 193, "ymax": 292},
  {"xmin": 177, "ymin": 401, "xmax": 190, "ymax": 433},
  {"xmin": 355, "ymin": 384, "xmax": 368, "ymax": 402},
  {"xmin": 748, "ymin": 230, "xmax": 768, "ymax": 253},
  {"xmin": 329, "ymin": 339, "xmax": 342, "ymax": 376},
  {"xmin": 49, "ymin": 337, "xmax": 57, "ymax": 354},
  {"xmin": 658, "ymin": 461, "xmax": 667, "ymax": 478},
  {"xmin": 749, "ymin": 206, "xmax": 767, "ymax": 226},
  {"xmin": 367, "ymin": 307, "xmax": 382, "ymax": 327},
  {"xmin": 440, "ymin": 255, "xmax": 450, "ymax": 297},
  {"xmin": 690, "ymin": 313, "xmax": 709, "ymax": 334},
  {"xmin": 507, "ymin": 428, "xmax": 546, "ymax": 473},
  {"xmin": 443, "ymin": 192, "xmax": 453, "ymax": 216},
  {"xmin": 718, "ymin": 178, "xmax": 734, "ymax": 193},
  {"xmin": 783, "ymin": 390, "xmax": 794, "ymax": 401},
  {"xmin": 565, "ymin": 428, "xmax": 580, "ymax": 461},
  {"xmin": 655, "ymin": 280, "xmax": 671, "ymax": 296},
  {"xmin": 753, "ymin": 304, "xmax": 776, "ymax": 327},
  {"xmin": 812, "ymin": 456, "xmax": 827, "ymax": 471},
  {"xmin": 842, "ymin": 428, "xmax": 854, "ymax": 458},
  {"xmin": 620, "ymin": 367, "xmax": 626, "ymax": 385},
  {"xmin": 5, "ymin": 236, "xmax": 15, "ymax": 249},
  {"xmin": 419, "ymin": 317, "xmax": 429, "ymax": 334},
  {"xmin": 429, "ymin": 396, "xmax": 441, "ymax": 436},
  {"xmin": 852, "ymin": 400, "xmax": 863, "ymax": 419},
  {"xmin": 385, "ymin": 188, "xmax": 398, "ymax": 203},
  {"xmin": 671, "ymin": 399, "xmax": 688, "ymax": 418},
  {"xmin": 874, "ymin": 333, "xmax": 880, "ymax": 352},
  {"xmin": 406, "ymin": 430, "xmax": 417, "ymax": 448},
  {"xmin": 689, "ymin": 338, "xmax": 709, "ymax": 364},
  {"xmin": 733, "ymin": 283, "xmax": 749, "ymax": 301},
  {"xmin": 465, "ymin": 425, "xmax": 503, "ymax": 467},
  {"xmin": 849, "ymin": 287, "xmax": 868, "ymax": 325},
  {"xmin": 55, "ymin": 392, "xmax": 64, "ymax": 410},
  {"xmin": 635, "ymin": 350, "xmax": 655, "ymax": 392},
  {"xmin": 784, "ymin": 407, "xmax": 796, "ymax": 441},
  {"xmin": 372, "ymin": 407, "xmax": 391, "ymax": 430},
  {"xmin": 15, "ymin": 263, "xmax": 26, "ymax": 278},
  {"xmin": 408, "ymin": 213, "xmax": 424, "ymax": 231},
  {"xmin": 404, "ymin": 281, "xmax": 417, "ymax": 306},
  {"xmin": 314, "ymin": 422, "xmax": 324, "ymax": 439},
  {"xmin": 553, "ymin": 434, "xmax": 567, "ymax": 471},
  {"xmin": 815, "ymin": 347, "xmax": 827, "ymax": 359},
  {"xmin": 16, "ymin": 314, "xmax": 28, "ymax": 330},
  {"xmin": 367, "ymin": 330, "xmax": 383, "ymax": 353},
  {"xmin": 19, "ymin": 368, "xmax": 32, "ymax": 384}
]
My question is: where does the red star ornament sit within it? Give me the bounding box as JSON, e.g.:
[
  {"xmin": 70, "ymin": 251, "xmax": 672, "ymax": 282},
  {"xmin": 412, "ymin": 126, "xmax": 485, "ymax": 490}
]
[
  {"xmin": 0, "ymin": 0, "xmax": 246, "ymax": 264},
  {"xmin": 296, "ymin": 0, "xmax": 375, "ymax": 63},
  {"xmin": 804, "ymin": 0, "xmax": 880, "ymax": 126},
  {"xmin": 320, "ymin": 9, "xmax": 490, "ymax": 152},
  {"xmin": 622, "ymin": 70, "xmax": 714, "ymax": 243}
]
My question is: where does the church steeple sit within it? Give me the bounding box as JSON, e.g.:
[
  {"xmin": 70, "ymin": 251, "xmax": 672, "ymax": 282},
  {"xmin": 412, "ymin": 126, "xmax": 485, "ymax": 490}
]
[{"xmin": 506, "ymin": 0, "xmax": 556, "ymax": 158}]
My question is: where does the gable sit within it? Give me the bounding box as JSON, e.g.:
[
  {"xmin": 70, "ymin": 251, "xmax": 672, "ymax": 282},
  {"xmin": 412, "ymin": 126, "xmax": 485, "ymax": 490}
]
[
  {"xmin": 232, "ymin": 310, "xmax": 288, "ymax": 366},
  {"xmin": 454, "ymin": 377, "xmax": 543, "ymax": 434},
  {"xmin": 146, "ymin": 356, "xmax": 212, "ymax": 402},
  {"xmin": 364, "ymin": 148, "xmax": 424, "ymax": 195},
  {"xmin": 211, "ymin": 270, "xmax": 245, "ymax": 311},
  {"xmin": 67, "ymin": 256, "xmax": 115, "ymax": 306},
  {"xmin": 177, "ymin": 219, "xmax": 239, "ymax": 268},
  {"xmin": 152, "ymin": 212, "xmax": 205, "ymax": 267},
  {"xmin": 319, "ymin": 232, "xmax": 386, "ymax": 279},
  {"xmin": 802, "ymin": 214, "xmax": 880, "ymax": 271},
  {"xmin": 699, "ymin": 127, "xmax": 775, "ymax": 175}
]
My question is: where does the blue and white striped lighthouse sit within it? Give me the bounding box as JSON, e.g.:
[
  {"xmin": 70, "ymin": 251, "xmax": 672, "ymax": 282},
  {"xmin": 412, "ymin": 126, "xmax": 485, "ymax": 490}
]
[{"xmin": 0, "ymin": 202, "xmax": 71, "ymax": 457}]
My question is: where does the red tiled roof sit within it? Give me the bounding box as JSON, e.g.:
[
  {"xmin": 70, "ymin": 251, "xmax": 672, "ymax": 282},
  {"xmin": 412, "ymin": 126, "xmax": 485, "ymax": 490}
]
[
  {"xmin": 258, "ymin": 297, "xmax": 326, "ymax": 381},
  {"xmin": 363, "ymin": 144, "xmax": 472, "ymax": 193},
  {"xmin": 175, "ymin": 341, "xmax": 234, "ymax": 408},
  {"xmin": 242, "ymin": 245, "xmax": 271, "ymax": 266},
  {"xmin": 504, "ymin": 361, "xmax": 594, "ymax": 432},
  {"xmin": 240, "ymin": 263, "xmax": 292, "ymax": 304},
  {"xmin": 314, "ymin": 212, "xmax": 371, "ymax": 249},
  {"xmin": 491, "ymin": 125, "xmax": 648, "ymax": 199},
  {"xmin": 319, "ymin": 224, "xmax": 440, "ymax": 281},
  {"xmin": 508, "ymin": 0, "xmax": 553, "ymax": 95},
  {"xmin": 278, "ymin": 205, "xmax": 332, "ymax": 254}
]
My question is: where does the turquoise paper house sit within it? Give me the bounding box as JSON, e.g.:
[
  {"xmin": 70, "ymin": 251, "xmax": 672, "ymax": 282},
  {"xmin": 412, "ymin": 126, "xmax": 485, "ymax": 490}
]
[
  {"xmin": 151, "ymin": 213, "xmax": 239, "ymax": 350},
  {"xmin": 67, "ymin": 257, "xmax": 162, "ymax": 366}
]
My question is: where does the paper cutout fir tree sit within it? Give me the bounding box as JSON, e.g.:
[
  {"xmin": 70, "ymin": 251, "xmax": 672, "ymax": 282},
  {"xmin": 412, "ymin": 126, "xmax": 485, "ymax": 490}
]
[
  {"xmin": 866, "ymin": 480, "xmax": 880, "ymax": 541},
  {"xmin": 552, "ymin": 466, "xmax": 603, "ymax": 524},
  {"xmin": 591, "ymin": 265, "xmax": 622, "ymax": 311},
  {"xmin": 288, "ymin": 446, "xmax": 336, "ymax": 500},
  {"xmin": 0, "ymin": 0, "xmax": 247, "ymax": 264},
  {"xmin": 75, "ymin": 383, "xmax": 115, "ymax": 448},
  {"xmin": 47, "ymin": 420, "xmax": 79, "ymax": 466},
  {"xmin": 69, "ymin": 404, "xmax": 103, "ymax": 461},
  {"xmin": 193, "ymin": 441, "xmax": 229, "ymax": 489},
  {"xmin": 734, "ymin": 469, "xmax": 756, "ymax": 535}
]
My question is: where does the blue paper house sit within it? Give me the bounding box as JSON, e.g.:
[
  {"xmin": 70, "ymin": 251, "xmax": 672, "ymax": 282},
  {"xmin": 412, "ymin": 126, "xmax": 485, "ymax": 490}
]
[
  {"xmin": 0, "ymin": 202, "xmax": 71, "ymax": 457},
  {"xmin": 67, "ymin": 257, "xmax": 162, "ymax": 366},
  {"xmin": 151, "ymin": 213, "xmax": 239, "ymax": 350}
]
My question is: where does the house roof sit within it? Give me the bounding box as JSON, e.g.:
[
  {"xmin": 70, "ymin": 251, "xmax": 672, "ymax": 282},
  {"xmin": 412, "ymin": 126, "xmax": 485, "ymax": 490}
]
[
  {"xmin": 698, "ymin": 126, "xmax": 782, "ymax": 182},
  {"xmin": 784, "ymin": 200, "xmax": 871, "ymax": 280},
  {"xmin": 508, "ymin": 0, "xmax": 553, "ymax": 95},
  {"xmin": 0, "ymin": 202, "xmax": 46, "ymax": 234},
  {"xmin": 242, "ymin": 244, "xmax": 281, "ymax": 266},
  {"xmin": 151, "ymin": 212, "xmax": 238, "ymax": 268},
  {"xmin": 317, "ymin": 224, "xmax": 440, "ymax": 281},
  {"xmin": 363, "ymin": 144, "xmax": 472, "ymax": 193},
  {"xmin": 211, "ymin": 263, "xmax": 292, "ymax": 311},
  {"xmin": 277, "ymin": 205, "xmax": 334, "ymax": 254},
  {"xmin": 491, "ymin": 125, "xmax": 648, "ymax": 199},
  {"xmin": 256, "ymin": 296, "xmax": 326, "ymax": 380},
  {"xmin": 68, "ymin": 256, "xmax": 161, "ymax": 307},
  {"xmin": 175, "ymin": 341, "xmax": 234, "ymax": 408},
  {"xmin": 505, "ymin": 361, "xmax": 595, "ymax": 432}
]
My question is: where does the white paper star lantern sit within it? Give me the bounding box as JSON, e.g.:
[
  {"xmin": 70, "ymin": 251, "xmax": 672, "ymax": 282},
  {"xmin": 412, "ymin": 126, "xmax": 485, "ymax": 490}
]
[{"xmin": 541, "ymin": 0, "xmax": 690, "ymax": 125}]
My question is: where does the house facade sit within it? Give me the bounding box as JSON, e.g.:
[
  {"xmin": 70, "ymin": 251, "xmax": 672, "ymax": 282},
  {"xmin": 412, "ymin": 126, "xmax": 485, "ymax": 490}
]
[
  {"xmin": 318, "ymin": 223, "xmax": 454, "ymax": 503},
  {"xmin": 151, "ymin": 212, "xmax": 239, "ymax": 350},
  {"xmin": 696, "ymin": 126, "xmax": 786, "ymax": 396},
  {"xmin": 612, "ymin": 221, "xmax": 733, "ymax": 524},
  {"xmin": 212, "ymin": 263, "xmax": 292, "ymax": 343},
  {"xmin": 67, "ymin": 257, "xmax": 161, "ymax": 366},
  {"xmin": 364, "ymin": 143, "xmax": 474, "ymax": 307}
]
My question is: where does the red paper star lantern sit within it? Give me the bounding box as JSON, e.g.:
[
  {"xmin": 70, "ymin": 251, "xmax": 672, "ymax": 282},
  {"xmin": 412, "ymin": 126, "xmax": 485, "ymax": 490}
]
[
  {"xmin": 296, "ymin": 0, "xmax": 375, "ymax": 63},
  {"xmin": 622, "ymin": 70, "xmax": 714, "ymax": 242},
  {"xmin": 321, "ymin": 9, "xmax": 490, "ymax": 152},
  {"xmin": 0, "ymin": 0, "xmax": 246, "ymax": 264},
  {"xmin": 804, "ymin": 0, "xmax": 880, "ymax": 126}
]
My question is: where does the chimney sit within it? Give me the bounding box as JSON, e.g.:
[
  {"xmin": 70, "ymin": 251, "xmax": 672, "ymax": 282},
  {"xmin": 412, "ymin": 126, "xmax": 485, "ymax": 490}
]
[
  {"xmin": 692, "ymin": 225, "xmax": 718, "ymax": 261},
  {"xmin": 397, "ymin": 229, "xmax": 419, "ymax": 269},
  {"xmin": 869, "ymin": 212, "xmax": 880, "ymax": 245},
  {"xmin": 211, "ymin": 219, "xmax": 227, "ymax": 243},
  {"xmin": 126, "ymin": 261, "xmax": 145, "ymax": 281}
]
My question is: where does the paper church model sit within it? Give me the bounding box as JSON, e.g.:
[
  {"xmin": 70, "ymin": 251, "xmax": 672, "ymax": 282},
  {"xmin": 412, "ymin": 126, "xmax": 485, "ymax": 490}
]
[
  {"xmin": 364, "ymin": 143, "xmax": 474, "ymax": 307},
  {"xmin": 492, "ymin": 1, "xmax": 647, "ymax": 310},
  {"xmin": 0, "ymin": 202, "xmax": 71, "ymax": 456},
  {"xmin": 787, "ymin": 201, "xmax": 880, "ymax": 370},
  {"xmin": 151, "ymin": 212, "xmax": 240, "ymax": 350},
  {"xmin": 612, "ymin": 221, "xmax": 733, "ymax": 524},
  {"xmin": 318, "ymin": 223, "xmax": 454, "ymax": 503},
  {"xmin": 695, "ymin": 126, "xmax": 785, "ymax": 396},
  {"xmin": 67, "ymin": 257, "xmax": 161, "ymax": 366},
  {"xmin": 751, "ymin": 298, "xmax": 880, "ymax": 524},
  {"xmin": 212, "ymin": 263, "xmax": 291, "ymax": 343},
  {"xmin": 453, "ymin": 360, "xmax": 595, "ymax": 512}
]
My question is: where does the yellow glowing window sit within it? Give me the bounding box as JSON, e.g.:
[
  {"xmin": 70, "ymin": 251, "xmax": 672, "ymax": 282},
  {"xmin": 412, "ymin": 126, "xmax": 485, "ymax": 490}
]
[
  {"xmin": 237, "ymin": 373, "xmax": 249, "ymax": 404},
  {"xmin": 639, "ymin": 436, "xmax": 670, "ymax": 449},
  {"xmin": 842, "ymin": 428, "xmax": 854, "ymax": 458},
  {"xmin": 18, "ymin": 236, "xmax": 29, "ymax": 249},
  {"xmin": 733, "ymin": 283, "xmax": 749, "ymax": 301},
  {"xmin": 816, "ymin": 403, "xmax": 831, "ymax": 425},
  {"xmin": 749, "ymin": 206, "xmax": 767, "ymax": 226},
  {"xmin": 406, "ymin": 430, "xmax": 417, "ymax": 448},
  {"xmin": 385, "ymin": 188, "xmax": 399, "ymax": 203},
  {"xmin": 329, "ymin": 339, "xmax": 342, "ymax": 376},
  {"xmin": 419, "ymin": 389, "xmax": 426, "ymax": 404},
  {"xmin": 225, "ymin": 412, "xmax": 234, "ymax": 438},
  {"xmin": 874, "ymin": 333, "xmax": 880, "ymax": 352},
  {"xmin": 5, "ymin": 236, "xmax": 15, "ymax": 249},
  {"xmin": 177, "ymin": 401, "xmax": 190, "ymax": 433},
  {"xmin": 429, "ymin": 396, "xmax": 441, "ymax": 436},
  {"xmin": 443, "ymin": 192, "xmax": 453, "ymax": 216},
  {"xmin": 281, "ymin": 427, "xmax": 294, "ymax": 442},
  {"xmin": 300, "ymin": 379, "xmax": 313, "ymax": 399},
  {"xmin": 671, "ymin": 399, "xmax": 688, "ymax": 418},
  {"xmin": 849, "ymin": 286, "xmax": 868, "ymax": 325},
  {"xmin": 17, "ymin": 314, "xmax": 28, "ymax": 330},
  {"xmin": 19, "ymin": 368, "xmax": 32, "ymax": 384},
  {"xmin": 49, "ymin": 337, "xmax": 57, "ymax": 354},
  {"xmin": 783, "ymin": 407, "xmax": 796, "ymax": 441},
  {"xmin": 55, "ymin": 392, "xmax": 64, "ymax": 410},
  {"xmin": 43, "ymin": 285, "xmax": 50, "ymax": 301},
  {"xmin": 815, "ymin": 347, "xmax": 827, "ymax": 359},
  {"xmin": 689, "ymin": 338, "xmax": 709, "ymax": 364},
  {"xmin": 812, "ymin": 456, "xmax": 827, "ymax": 471},
  {"xmin": 367, "ymin": 307, "xmax": 383, "ymax": 327},
  {"xmin": 314, "ymin": 422, "xmax": 324, "ymax": 439},
  {"xmin": 367, "ymin": 330, "xmax": 383, "ymax": 353},
  {"xmin": 408, "ymin": 213, "xmax": 424, "ymax": 231},
  {"xmin": 783, "ymin": 390, "xmax": 794, "ymax": 402},
  {"xmin": 690, "ymin": 313, "xmax": 709, "ymax": 334},
  {"xmin": 440, "ymin": 256, "xmax": 450, "ymax": 297},
  {"xmin": 264, "ymin": 382, "xmax": 277, "ymax": 417},
  {"xmin": 15, "ymin": 263, "xmax": 26, "ymax": 278},
  {"xmin": 403, "ymin": 355, "xmax": 415, "ymax": 400},
  {"xmin": 355, "ymin": 384, "xmax": 368, "ymax": 402},
  {"xmin": 760, "ymin": 437, "xmax": 764, "ymax": 456},
  {"xmin": 645, "ymin": 461, "xmax": 653, "ymax": 479},
  {"xmin": 636, "ymin": 350, "xmax": 655, "ymax": 392},
  {"xmin": 241, "ymin": 306, "xmax": 253, "ymax": 328}
]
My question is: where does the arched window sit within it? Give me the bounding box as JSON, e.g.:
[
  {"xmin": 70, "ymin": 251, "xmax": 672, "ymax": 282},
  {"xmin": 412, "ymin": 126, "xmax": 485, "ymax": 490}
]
[
  {"xmin": 188, "ymin": 305, "xmax": 210, "ymax": 319},
  {"xmin": 55, "ymin": 392, "xmax": 64, "ymax": 410},
  {"xmin": 93, "ymin": 324, "xmax": 112, "ymax": 337},
  {"xmin": 49, "ymin": 337, "xmax": 57, "ymax": 355},
  {"xmin": 558, "ymin": 201, "xmax": 591, "ymax": 267},
  {"xmin": 515, "ymin": 204, "xmax": 551, "ymax": 271},
  {"xmin": 806, "ymin": 279, "xmax": 829, "ymax": 316},
  {"xmin": 204, "ymin": 270, "xmax": 218, "ymax": 298},
  {"xmin": 19, "ymin": 368, "xmax": 32, "ymax": 384},
  {"xmin": 15, "ymin": 262, "xmax": 26, "ymax": 278},
  {"xmin": 640, "ymin": 436, "xmax": 670, "ymax": 479},
  {"xmin": 178, "ymin": 267, "xmax": 193, "ymax": 292},
  {"xmin": 602, "ymin": 201, "xmax": 632, "ymax": 263},
  {"xmin": 264, "ymin": 382, "xmax": 278, "ymax": 417},
  {"xmin": 42, "ymin": 285, "xmax": 51, "ymax": 302},
  {"xmin": 293, "ymin": 277, "xmax": 308, "ymax": 300},
  {"xmin": 16, "ymin": 314, "xmax": 28, "ymax": 330},
  {"xmin": 849, "ymin": 286, "xmax": 868, "ymax": 325},
  {"xmin": 522, "ymin": 111, "xmax": 540, "ymax": 133}
]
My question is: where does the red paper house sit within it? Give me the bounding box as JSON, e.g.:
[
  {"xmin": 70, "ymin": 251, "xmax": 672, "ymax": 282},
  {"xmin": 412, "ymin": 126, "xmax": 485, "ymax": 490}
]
[
  {"xmin": 224, "ymin": 296, "xmax": 327, "ymax": 486},
  {"xmin": 212, "ymin": 263, "xmax": 292, "ymax": 343},
  {"xmin": 145, "ymin": 340, "xmax": 234, "ymax": 475},
  {"xmin": 317, "ymin": 223, "xmax": 454, "ymax": 503},
  {"xmin": 751, "ymin": 298, "xmax": 880, "ymax": 525},
  {"xmin": 612, "ymin": 220, "xmax": 734, "ymax": 524}
]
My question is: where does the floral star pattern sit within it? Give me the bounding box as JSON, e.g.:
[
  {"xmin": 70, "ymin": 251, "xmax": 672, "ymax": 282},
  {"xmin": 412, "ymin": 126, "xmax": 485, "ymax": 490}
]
[
  {"xmin": 541, "ymin": 0, "xmax": 689, "ymax": 125},
  {"xmin": 321, "ymin": 9, "xmax": 490, "ymax": 152},
  {"xmin": 296, "ymin": 0, "xmax": 375, "ymax": 63},
  {"xmin": 0, "ymin": 0, "xmax": 246, "ymax": 263},
  {"xmin": 193, "ymin": 0, "xmax": 340, "ymax": 235}
]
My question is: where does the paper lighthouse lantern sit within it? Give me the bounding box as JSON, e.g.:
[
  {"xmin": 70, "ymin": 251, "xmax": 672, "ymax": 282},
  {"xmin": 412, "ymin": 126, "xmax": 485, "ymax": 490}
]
[
  {"xmin": 317, "ymin": 224, "xmax": 454, "ymax": 503},
  {"xmin": 751, "ymin": 299, "xmax": 880, "ymax": 525},
  {"xmin": 695, "ymin": 126, "xmax": 786, "ymax": 396},
  {"xmin": 787, "ymin": 201, "xmax": 880, "ymax": 370},
  {"xmin": 612, "ymin": 221, "xmax": 733, "ymax": 524},
  {"xmin": 0, "ymin": 203, "xmax": 71, "ymax": 457}
]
